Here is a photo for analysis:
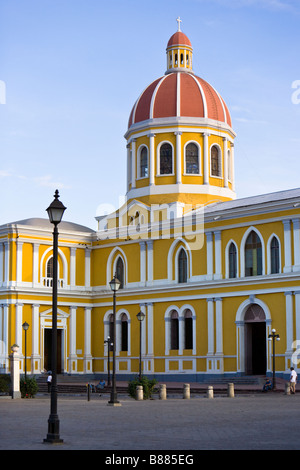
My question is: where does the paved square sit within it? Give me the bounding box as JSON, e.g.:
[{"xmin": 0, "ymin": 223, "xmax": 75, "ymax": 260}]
[{"xmin": 0, "ymin": 393, "xmax": 299, "ymax": 450}]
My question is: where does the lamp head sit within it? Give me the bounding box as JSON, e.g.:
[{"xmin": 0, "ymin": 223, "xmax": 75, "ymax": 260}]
[
  {"xmin": 22, "ymin": 321, "xmax": 29, "ymax": 331},
  {"xmin": 46, "ymin": 190, "xmax": 66, "ymax": 225},
  {"xmin": 136, "ymin": 311, "xmax": 145, "ymax": 322},
  {"xmin": 109, "ymin": 274, "xmax": 121, "ymax": 292}
]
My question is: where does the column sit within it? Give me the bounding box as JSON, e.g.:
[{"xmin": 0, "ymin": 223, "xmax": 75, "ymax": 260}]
[
  {"xmin": 0, "ymin": 243, "xmax": 3, "ymax": 286},
  {"xmin": 0, "ymin": 305, "xmax": 3, "ymax": 367},
  {"xmin": 223, "ymin": 137, "xmax": 228, "ymax": 188},
  {"xmin": 206, "ymin": 232, "xmax": 213, "ymax": 280},
  {"xmin": 16, "ymin": 240, "xmax": 23, "ymax": 284},
  {"xmin": 84, "ymin": 306, "xmax": 93, "ymax": 373},
  {"xmin": 230, "ymin": 142, "xmax": 235, "ymax": 191},
  {"xmin": 283, "ymin": 220, "xmax": 292, "ymax": 273},
  {"xmin": 214, "ymin": 231, "xmax": 222, "ymax": 280},
  {"xmin": 174, "ymin": 131, "xmax": 182, "ymax": 184},
  {"xmin": 215, "ymin": 298, "xmax": 223, "ymax": 355},
  {"xmin": 148, "ymin": 133, "xmax": 156, "ymax": 186},
  {"xmin": 285, "ymin": 291, "xmax": 294, "ymax": 371},
  {"xmin": 146, "ymin": 240, "xmax": 153, "ymax": 287},
  {"xmin": 15, "ymin": 303, "xmax": 23, "ymax": 359},
  {"xmin": 207, "ymin": 298, "xmax": 214, "ymax": 355},
  {"xmin": 70, "ymin": 247, "xmax": 76, "ymax": 288},
  {"xmin": 32, "ymin": 243, "xmax": 40, "ymax": 287},
  {"xmin": 203, "ymin": 132, "xmax": 210, "ymax": 184},
  {"xmin": 215, "ymin": 298, "xmax": 224, "ymax": 373},
  {"xmin": 127, "ymin": 144, "xmax": 131, "ymax": 190},
  {"xmin": 2, "ymin": 305, "xmax": 9, "ymax": 372},
  {"xmin": 3, "ymin": 241, "xmax": 10, "ymax": 287},
  {"xmin": 292, "ymin": 218, "xmax": 300, "ymax": 272},
  {"xmin": 178, "ymin": 316, "xmax": 184, "ymax": 355},
  {"xmin": 147, "ymin": 303, "xmax": 154, "ymax": 358},
  {"xmin": 139, "ymin": 241, "xmax": 146, "ymax": 286},
  {"xmin": 31, "ymin": 304, "xmax": 41, "ymax": 373},
  {"xmin": 85, "ymin": 248, "xmax": 91, "ymax": 288},
  {"xmin": 131, "ymin": 139, "xmax": 136, "ymax": 189},
  {"xmin": 69, "ymin": 306, "xmax": 77, "ymax": 373},
  {"xmin": 294, "ymin": 292, "xmax": 300, "ymax": 372}
]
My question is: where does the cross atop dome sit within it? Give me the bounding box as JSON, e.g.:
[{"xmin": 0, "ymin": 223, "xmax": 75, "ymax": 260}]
[{"xmin": 176, "ymin": 16, "xmax": 182, "ymax": 32}]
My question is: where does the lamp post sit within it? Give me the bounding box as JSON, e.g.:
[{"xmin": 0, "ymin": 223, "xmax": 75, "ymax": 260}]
[
  {"xmin": 22, "ymin": 321, "xmax": 29, "ymax": 396},
  {"xmin": 104, "ymin": 336, "xmax": 112, "ymax": 387},
  {"xmin": 136, "ymin": 311, "xmax": 145, "ymax": 381},
  {"xmin": 268, "ymin": 328, "xmax": 280, "ymax": 390},
  {"xmin": 44, "ymin": 190, "xmax": 66, "ymax": 444},
  {"xmin": 108, "ymin": 274, "xmax": 121, "ymax": 406}
]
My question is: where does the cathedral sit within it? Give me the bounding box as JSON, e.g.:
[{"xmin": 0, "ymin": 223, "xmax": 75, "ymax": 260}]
[{"xmin": 1, "ymin": 21, "xmax": 300, "ymax": 381}]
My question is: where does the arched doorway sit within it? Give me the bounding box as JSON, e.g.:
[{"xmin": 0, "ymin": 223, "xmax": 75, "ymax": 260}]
[{"xmin": 244, "ymin": 304, "xmax": 266, "ymax": 375}]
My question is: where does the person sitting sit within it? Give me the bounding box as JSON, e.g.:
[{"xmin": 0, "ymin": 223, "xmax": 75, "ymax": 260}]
[
  {"xmin": 262, "ymin": 378, "xmax": 272, "ymax": 392},
  {"xmin": 95, "ymin": 379, "xmax": 106, "ymax": 394}
]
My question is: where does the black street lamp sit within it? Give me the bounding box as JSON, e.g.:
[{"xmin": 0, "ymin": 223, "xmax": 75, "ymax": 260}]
[
  {"xmin": 22, "ymin": 321, "xmax": 29, "ymax": 396},
  {"xmin": 44, "ymin": 190, "xmax": 66, "ymax": 444},
  {"xmin": 104, "ymin": 336, "xmax": 112, "ymax": 387},
  {"xmin": 268, "ymin": 328, "xmax": 280, "ymax": 390},
  {"xmin": 108, "ymin": 274, "xmax": 121, "ymax": 406},
  {"xmin": 136, "ymin": 311, "xmax": 145, "ymax": 381}
]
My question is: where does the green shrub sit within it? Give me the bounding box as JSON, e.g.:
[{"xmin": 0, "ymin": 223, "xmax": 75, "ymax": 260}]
[
  {"xmin": 128, "ymin": 376, "xmax": 158, "ymax": 399},
  {"xmin": 20, "ymin": 376, "xmax": 39, "ymax": 398},
  {"xmin": 0, "ymin": 374, "xmax": 10, "ymax": 394}
]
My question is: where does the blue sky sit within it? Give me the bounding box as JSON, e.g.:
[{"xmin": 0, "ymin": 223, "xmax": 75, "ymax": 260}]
[{"xmin": 0, "ymin": 0, "xmax": 300, "ymax": 229}]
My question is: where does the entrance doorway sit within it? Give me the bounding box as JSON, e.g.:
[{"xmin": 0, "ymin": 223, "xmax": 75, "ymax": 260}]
[
  {"xmin": 244, "ymin": 304, "xmax": 266, "ymax": 375},
  {"xmin": 44, "ymin": 329, "xmax": 62, "ymax": 374}
]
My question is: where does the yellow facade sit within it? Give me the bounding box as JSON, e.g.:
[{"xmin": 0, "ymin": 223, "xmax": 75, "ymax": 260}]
[{"xmin": 1, "ymin": 24, "xmax": 300, "ymax": 382}]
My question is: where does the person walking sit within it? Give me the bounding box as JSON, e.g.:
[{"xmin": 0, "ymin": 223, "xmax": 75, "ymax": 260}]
[
  {"xmin": 289, "ymin": 367, "xmax": 297, "ymax": 394},
  {"xmin": 47, "ymin": 372, "xmax": 52, "ymax": 393}
]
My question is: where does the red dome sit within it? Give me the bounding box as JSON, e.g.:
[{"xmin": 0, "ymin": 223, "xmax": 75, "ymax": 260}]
[
  {"xmin": 128, "ymin": 72, "xmax": 232, "ymax": 129},
  {"xmin": 167, "ymin": 31, "xmax": 192, "ymax": 48}
]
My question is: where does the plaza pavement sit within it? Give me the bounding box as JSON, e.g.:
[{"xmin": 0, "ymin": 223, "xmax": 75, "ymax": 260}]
[{"xmin": 0, "ymin": 381, "xmax": 299, "ymax": 451}]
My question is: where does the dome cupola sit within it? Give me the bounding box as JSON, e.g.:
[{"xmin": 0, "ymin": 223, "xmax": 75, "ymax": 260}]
[
  {"xmin": 124, "ymin": 20, "xmax": 236, "ymax": 209},
  {"xmin": 166, "ymin": 17, "xmax": 193, "ymax": 75}
]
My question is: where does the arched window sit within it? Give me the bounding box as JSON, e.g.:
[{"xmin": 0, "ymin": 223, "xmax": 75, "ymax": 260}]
[
  {"xmin": 170, "ymin": 310, "xmax": 179, "ymax": 350},
  {"xmin": 160, "ymin": 143, "xmax": 173, "ymax": 174},
  {"xmin": 270, "ymin": 236, "xmax": 280, "ymax": 274},
  {"xmin": 245, "ymin": 231, "xmax": 262, "ymax": 276},
  {"xmin": 211, "ymin": 145, "xmax": 221, "ymax": 177},
  {"xmin": 140, "ymin": 146, "xmax": 148, "ymax": 178},
  {"xmin": 178, "ymin": 248, "xmax": 188, "ymax": 283},
  {"xmin": 229, "ymin": 242, "xmax": 237, "ymax": 278},
  {"xmin": 184, "ymin": 309, "xmax": 193, "ymax": 349},
  {"xmin": 116, "ymin": 257, "xmax": 124, "ymax": 289},
  {"xmin": 47, "ymin": 257, "xmax": 53, "ymax": 279},
  {"xmin": 120, "ymin": 313, "xmax": 128, "ymax": 351},
  {"xmin": 185, "ymin": 143, "xmax": 199, "ymax": 174}
]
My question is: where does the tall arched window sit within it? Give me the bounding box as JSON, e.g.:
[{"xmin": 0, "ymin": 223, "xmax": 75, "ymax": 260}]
[
  {"xmin": 211, "ymin": 145, "xmax": 221, "ymax": 177},
  {"xmin": 170, "ymin": 310, "xmax": 179, "ymax": 350},
  {"xmin": 185, "ymin": 143, "xmax": 199, "ymax": 174},
  {"xmin": 160, "ymin": 143, "xmax": 173, "ymax": 174},
  {"xmin": 116, "ymin": 257, "xmax": 124, "ymax": 289},
  {"xmin": 178, "ymin": 248, "xmax": 187, "ymax": 283},
  {"xmin": 229, "ymin": 242, "xmax": 237, "ymax": 278},
  {"xmin": 270, "ymin": 236, "xmax": 280, "ymax": 274},
  {"xmin": 245, "ymin": 231, "xmax": 262, "ymax": 276},
  {"xmin": 120, "ymin": 313, "xmax": 128, "ymax": 351},
  {"xmin": 184, "ymin": 309, "xmax": 193, "ymax": 349},
  {"xmin": 47, "ymin": 257, "xmax": 53, "ymax": 279},
  {"xmin": 140, "ymin": 146, "xmax": 148, "ymax": 178}
]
